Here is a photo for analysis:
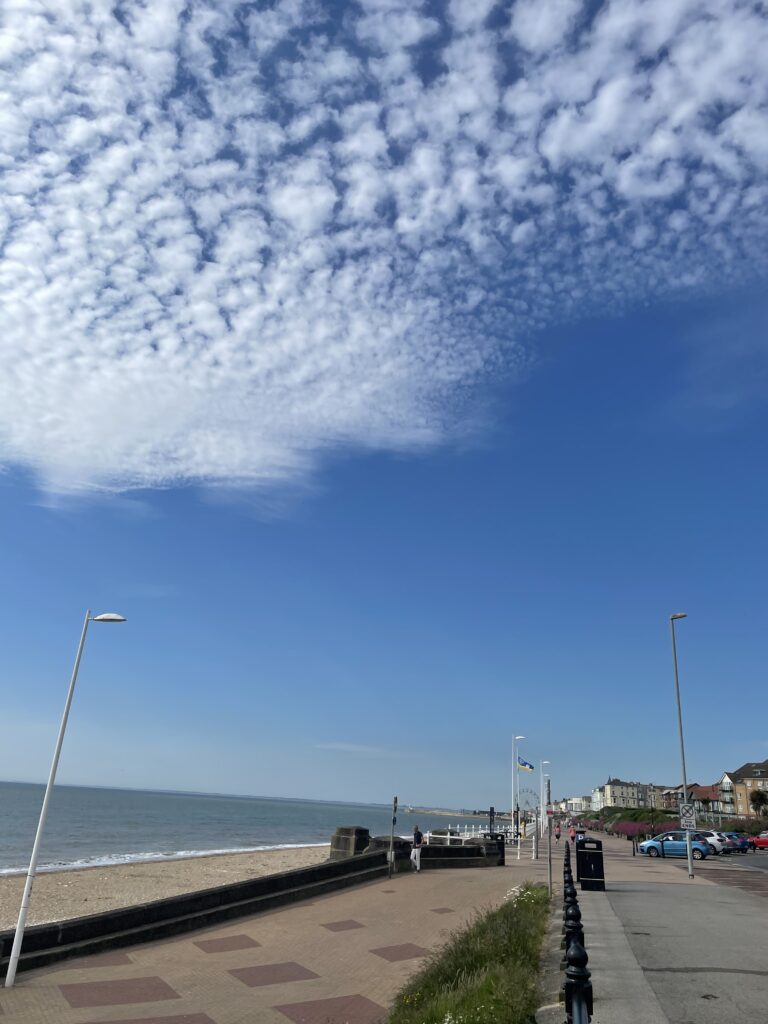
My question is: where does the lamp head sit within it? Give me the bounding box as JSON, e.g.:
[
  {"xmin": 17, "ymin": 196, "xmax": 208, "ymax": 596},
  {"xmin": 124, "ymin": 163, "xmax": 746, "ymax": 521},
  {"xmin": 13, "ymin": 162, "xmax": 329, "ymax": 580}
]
[
  {"xmin": 670, "ymin": 612, "xmax": 687, "ymax": 621},
  {"xmin": 514, "ymin": 735, "xmax": 525, "ymax": 740},
  {"xmin": 91, "ymin": 613, "xmax": 127, "ymax": 623}
]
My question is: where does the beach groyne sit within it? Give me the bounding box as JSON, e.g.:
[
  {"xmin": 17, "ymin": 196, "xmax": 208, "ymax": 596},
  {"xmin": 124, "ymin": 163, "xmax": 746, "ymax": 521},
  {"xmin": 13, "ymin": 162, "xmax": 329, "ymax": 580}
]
[{"xmin": 0, "ymin": 849, "xmax": 387, "ymax": 978}]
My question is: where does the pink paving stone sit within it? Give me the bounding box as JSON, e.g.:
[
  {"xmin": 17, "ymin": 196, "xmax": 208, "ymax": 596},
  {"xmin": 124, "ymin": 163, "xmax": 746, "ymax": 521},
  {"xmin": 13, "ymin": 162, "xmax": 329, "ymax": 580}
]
[
  {"xmin": 321, "ymin": 919, "xmax": 365, "ymax": 932},
  {"xmin": 59, "ymin": 976, "xmax": 181, "ymax": 1008},
  {"xmin": 274, "ymin": 994, "xmax": 387, "ymax": 1024},
  {"xmin": 229, "ymin": 962, "xmax": 319, "ymax": 988},
  {"xmin": 50, "ymin": 950, "xmax": 134, "ymax": 971},
  {"xmin": 87, "ymin": 1016, "xmax": 216, "ymax": 1024},
  {"xmin": 369, "ymin": 943, "xmax": 430, "ymax": 962},
  {"xmin": 194, "ymin": 934, "xmax": 261, "ymax": 953}
]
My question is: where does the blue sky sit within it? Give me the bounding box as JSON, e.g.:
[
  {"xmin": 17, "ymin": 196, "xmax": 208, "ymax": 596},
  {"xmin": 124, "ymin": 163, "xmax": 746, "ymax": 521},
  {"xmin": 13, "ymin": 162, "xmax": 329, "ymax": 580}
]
[{"xmin": 1, "ymin": 0, "xmax": 767, "ymax": 809}]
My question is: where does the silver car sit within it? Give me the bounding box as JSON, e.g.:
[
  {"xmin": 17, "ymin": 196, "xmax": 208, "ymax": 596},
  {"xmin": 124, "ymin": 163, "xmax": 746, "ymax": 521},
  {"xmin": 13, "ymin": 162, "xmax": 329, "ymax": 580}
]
[{"xmin": 692, "ymin": 829, "xmax": 728, "ymax": 855}]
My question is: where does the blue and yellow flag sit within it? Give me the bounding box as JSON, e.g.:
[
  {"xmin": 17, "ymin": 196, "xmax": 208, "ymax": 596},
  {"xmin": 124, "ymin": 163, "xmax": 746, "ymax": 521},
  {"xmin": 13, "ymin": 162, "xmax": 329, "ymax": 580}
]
[{"xmin": 517, "ymin": 756, "xmax": 535, "ymax": 772}]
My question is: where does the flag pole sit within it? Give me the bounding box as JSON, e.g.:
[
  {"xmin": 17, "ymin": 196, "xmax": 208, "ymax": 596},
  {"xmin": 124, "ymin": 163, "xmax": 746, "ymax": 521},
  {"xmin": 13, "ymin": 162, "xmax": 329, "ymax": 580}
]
[
  {"xmin": 516, "ymin": 751, "xmax": 521, "ymax": 861},
  {"xmin": 511, "ymin": 735, "xmax": 516, "ymax": 845}
]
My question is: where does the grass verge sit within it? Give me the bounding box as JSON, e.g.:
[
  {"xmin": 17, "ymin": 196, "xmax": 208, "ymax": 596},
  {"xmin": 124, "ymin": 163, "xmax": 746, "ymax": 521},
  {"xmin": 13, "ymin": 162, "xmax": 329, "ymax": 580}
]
[{"xmin": 388, "ymin": 884, "xmax": 550, "ymax": 1024}]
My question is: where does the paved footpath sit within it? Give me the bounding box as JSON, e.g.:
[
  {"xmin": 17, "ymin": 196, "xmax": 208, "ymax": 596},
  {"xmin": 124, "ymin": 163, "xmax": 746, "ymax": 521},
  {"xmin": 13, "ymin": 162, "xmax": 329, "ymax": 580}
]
[
  {"xmin": 542, "ymin": 835, "xmax": 768, "ymax": 1024},
  {"xmin": 0, "ymin": 847, "xmax": 548, "ymax": 1024}
]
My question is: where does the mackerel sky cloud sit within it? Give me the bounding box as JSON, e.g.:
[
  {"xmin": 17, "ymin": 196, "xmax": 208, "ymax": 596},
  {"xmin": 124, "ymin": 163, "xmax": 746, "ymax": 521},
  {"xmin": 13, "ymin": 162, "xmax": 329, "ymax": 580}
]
[{"xmin": 1, "ymin": 0, "xmax": 767, "ymax": 492}]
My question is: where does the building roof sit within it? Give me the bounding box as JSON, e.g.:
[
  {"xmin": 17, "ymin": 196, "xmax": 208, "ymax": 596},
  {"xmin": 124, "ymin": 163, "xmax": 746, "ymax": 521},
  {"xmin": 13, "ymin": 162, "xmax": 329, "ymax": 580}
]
[
  {"xmin": 690, "ymin": 784, "xmax": 719, "ymax": 799},
  {"xmin": 725, "ymin": 760, "xmax": 768, "ymax": 782}
]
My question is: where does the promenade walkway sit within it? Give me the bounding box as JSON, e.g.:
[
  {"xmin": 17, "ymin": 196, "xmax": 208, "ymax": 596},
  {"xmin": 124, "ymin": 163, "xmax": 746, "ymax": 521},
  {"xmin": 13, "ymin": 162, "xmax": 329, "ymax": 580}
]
[
  {"xmin": 0, "ymin": 847, "xmax": 548, "ymax": 1024},
  {"xmin": 5, "ymin": 835, "xmax": 766, "ymax": 1023}
]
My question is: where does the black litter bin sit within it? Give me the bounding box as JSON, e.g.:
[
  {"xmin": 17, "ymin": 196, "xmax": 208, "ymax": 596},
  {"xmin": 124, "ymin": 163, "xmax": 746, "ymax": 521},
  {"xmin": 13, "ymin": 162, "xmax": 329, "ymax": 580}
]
[
  {"xmin": 575, "ymin": 837, "xmax": 605, "ymax": 891},
  {"xmin": 483, "ymin": 833, "xmax": 506, "ymax": 865}
]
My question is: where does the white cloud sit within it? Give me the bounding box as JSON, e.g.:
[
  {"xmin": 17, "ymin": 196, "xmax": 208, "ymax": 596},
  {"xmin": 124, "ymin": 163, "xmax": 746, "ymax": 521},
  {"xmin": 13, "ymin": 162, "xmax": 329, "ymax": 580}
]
[
  {"xmin": 509, "ymin": 0, "xmax": 582, "ymax": 53},
  {"xmin": 0, "ymin": 0, "xmax": 766, "ymax": 493}
]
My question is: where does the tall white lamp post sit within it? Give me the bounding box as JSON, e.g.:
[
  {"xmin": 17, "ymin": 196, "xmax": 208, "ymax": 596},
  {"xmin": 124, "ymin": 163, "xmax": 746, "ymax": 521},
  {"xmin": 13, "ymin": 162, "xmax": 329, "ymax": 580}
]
[
  {"xmin": 539, "ymin": 760, "xmax": 551, "ymax": 837},
  {"xmin": 670, "ymin": 612, "xmax": 694, "ymax": 880},
  {"xmin": 4, "ymin": 610, "xmax": 126, "ymax": 988},
  {"xmin": 513, "ymin": 734, "xmax": 525, "ymax": 860}
]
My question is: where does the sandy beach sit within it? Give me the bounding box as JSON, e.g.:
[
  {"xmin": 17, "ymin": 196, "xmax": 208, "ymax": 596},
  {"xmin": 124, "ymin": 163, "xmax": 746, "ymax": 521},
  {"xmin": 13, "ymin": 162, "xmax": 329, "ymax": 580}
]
[{"xmin": 0, "ymin": 846, "xmax": 330, "ymax": 932}]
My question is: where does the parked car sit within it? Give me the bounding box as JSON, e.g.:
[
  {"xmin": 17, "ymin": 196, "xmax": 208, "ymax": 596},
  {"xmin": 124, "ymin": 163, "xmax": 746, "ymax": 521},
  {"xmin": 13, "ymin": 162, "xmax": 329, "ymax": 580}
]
[
  {"xmin": 723, "ymin": 832, "xmax": 751, "ymax": 854},
  {"xmin": 639, "ymin": 831, "xmax": 709, "ymax": 860},
  {"xmin": 691, "ymin": 829, "xmax": 729, "ymax": 855},
  {"xmin": 740, "ymin": 833, "xmax": 758, "ymax": 852},
  {"xmin": 752, "ymin": 832, "xmax": 768, "ymax": 850}
]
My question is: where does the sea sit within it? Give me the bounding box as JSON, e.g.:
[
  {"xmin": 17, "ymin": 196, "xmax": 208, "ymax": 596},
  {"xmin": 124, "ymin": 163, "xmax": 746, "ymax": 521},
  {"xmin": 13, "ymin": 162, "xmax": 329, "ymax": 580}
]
[{"xmin": 0, "ymin": 781, "xmax": 488, "ymax": 876}]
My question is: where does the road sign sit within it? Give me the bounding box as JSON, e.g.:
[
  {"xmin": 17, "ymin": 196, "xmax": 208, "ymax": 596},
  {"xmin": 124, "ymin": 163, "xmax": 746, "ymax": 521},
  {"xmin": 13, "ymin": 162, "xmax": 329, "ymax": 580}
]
[
  {"xmin": 546, "ymin": 805, "xmax": 554, "ymax": 817},
  {"xmin": 679, "ymin": 802, "xmax": 696, "ymax": 829}
]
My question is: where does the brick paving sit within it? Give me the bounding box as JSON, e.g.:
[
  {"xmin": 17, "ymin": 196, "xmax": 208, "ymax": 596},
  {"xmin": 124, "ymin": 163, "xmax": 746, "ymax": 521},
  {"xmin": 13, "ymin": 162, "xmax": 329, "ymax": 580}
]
[{"xmin": 0, "ymin": 851, "xmax": 548, "ymax": 1024}]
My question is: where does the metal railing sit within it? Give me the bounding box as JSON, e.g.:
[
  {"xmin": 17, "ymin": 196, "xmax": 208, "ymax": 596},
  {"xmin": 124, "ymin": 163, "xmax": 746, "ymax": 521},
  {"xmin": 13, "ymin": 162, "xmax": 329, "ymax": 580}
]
[{"xmin": 562, "ymin": 841, "xmax": 593, "ymax": 1024}]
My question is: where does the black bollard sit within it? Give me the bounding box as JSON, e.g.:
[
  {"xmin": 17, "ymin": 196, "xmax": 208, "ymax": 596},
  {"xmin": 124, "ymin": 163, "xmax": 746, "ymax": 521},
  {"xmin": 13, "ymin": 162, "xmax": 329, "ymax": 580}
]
[
  {"xmin": 563, "ymin": 882, "xmax": 577, "ymax": 921},
  {"xmin": 564, "ymin": 939, "xmax": 593, "ymax": 1024},
  {"xmin": 564, "ymin": 901, "xmax": 585, "ymax": 951}
]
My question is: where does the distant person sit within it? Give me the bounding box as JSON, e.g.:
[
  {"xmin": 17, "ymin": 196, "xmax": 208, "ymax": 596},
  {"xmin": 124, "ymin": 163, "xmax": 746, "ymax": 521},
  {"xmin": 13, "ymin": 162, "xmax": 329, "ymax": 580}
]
[
  {"xmin": 411, "ymin": 825, "xmax": 424, "ymax": 872},
  {"xmin": 569, "ymin": 825, "xmax": 577, "ymax": 844},
  {"xmin": 555, "ymin": 823, "xmax": 561, "ymax": 844}
]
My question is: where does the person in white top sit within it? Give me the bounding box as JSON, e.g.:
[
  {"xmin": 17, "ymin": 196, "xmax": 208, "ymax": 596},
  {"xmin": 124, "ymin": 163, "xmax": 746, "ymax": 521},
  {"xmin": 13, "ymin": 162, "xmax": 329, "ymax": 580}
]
[{"xmin": 410, "ymin": 825, "xmax": 424, "ymax": 872}]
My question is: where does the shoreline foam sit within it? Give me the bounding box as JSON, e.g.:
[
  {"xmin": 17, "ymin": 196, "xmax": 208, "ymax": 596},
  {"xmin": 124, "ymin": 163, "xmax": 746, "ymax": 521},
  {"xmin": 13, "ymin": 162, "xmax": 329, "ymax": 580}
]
[{"xmin": 0, "ymin": 842, "xmax": 330, "ymax": 877}]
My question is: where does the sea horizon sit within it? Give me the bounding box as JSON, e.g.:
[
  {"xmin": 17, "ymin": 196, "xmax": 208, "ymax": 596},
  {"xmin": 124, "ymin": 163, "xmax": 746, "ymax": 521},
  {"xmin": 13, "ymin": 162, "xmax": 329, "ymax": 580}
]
[
  {"xmin": 1, "ymin": 778, "xmax": 470, "ymax": 814},
  {"xmin": 0, "ymin": 780, "xmax": 487, "ymax": 876}
]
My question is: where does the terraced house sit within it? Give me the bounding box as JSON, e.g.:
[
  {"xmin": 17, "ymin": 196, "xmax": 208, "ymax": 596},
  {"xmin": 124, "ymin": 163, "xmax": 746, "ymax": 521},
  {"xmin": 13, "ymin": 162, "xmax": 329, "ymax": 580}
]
[{"xmin": 602, "ymin": 778, "xmax": 667, "ymax": 810}]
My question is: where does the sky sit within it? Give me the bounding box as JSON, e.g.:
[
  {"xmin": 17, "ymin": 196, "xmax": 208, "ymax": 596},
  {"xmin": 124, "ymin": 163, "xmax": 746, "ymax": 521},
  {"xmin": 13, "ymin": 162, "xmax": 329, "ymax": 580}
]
[{"xmin": 0, "ymin": 0, "xmax": 766, "ymax": 810}]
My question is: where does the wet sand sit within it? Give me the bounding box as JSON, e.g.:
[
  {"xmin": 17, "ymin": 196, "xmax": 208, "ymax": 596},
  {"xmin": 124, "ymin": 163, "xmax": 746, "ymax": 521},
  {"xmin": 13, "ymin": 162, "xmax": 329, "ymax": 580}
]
[{"xmin": 0, "ymin": 845, "xmax": 330, "ymax": 931}]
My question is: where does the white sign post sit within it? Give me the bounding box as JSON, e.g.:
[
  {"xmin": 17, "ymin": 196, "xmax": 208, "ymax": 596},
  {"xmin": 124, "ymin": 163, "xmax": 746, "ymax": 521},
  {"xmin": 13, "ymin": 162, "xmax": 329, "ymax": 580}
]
[{"xmin": 679, "ymin": 802, "xmax": 696, "ymax": 830}]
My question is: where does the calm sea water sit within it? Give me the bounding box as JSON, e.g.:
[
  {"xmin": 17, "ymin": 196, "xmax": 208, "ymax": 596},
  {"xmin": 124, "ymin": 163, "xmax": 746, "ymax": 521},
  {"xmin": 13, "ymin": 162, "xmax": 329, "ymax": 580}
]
[{"xmin": 0, "ymin": 782, "xmax": 487, "ymax": 875}]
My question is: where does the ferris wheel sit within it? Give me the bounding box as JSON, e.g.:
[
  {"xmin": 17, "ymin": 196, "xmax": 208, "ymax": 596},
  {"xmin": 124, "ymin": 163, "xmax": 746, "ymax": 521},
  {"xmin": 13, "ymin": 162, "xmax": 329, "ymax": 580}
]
[{"xmin": 518, "ymin": 787, "xmax": 539, "ymax": 812}]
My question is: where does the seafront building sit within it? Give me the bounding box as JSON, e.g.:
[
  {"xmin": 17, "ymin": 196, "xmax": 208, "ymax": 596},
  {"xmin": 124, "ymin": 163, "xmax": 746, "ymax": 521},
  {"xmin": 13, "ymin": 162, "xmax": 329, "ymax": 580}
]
[
  {"xmin": 719, "ymin": 760, "xmax": 768, "ymax": 818},
  {"xmin": 568, "ymin": 758, "xmax": 767, "ymax": 820}
]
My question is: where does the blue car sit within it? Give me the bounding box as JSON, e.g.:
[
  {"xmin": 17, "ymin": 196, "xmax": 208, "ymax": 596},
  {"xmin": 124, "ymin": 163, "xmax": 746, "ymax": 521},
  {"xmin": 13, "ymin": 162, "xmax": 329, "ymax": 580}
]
[
  {"xmin": 723, "ymin": 832, "xmax": 751, "ymax": 853},
  {"xmin": 638, "ymin": 831, "xmax": 709, "ymax": 860}
]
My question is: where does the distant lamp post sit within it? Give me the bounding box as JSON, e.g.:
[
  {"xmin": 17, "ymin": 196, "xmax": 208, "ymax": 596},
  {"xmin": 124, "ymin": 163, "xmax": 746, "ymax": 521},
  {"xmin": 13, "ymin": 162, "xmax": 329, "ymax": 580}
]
[
  {"xmin": 4, "ymin": 611, "xmax": 126, "ymax": 988},
  {"xmin": 650, "ymin": 789, "xmax": 656, "ymax": 833},
  {"xmin": 540, "ymin": 761, "xmax": 551, "ymax": 837},
  {"xmin": 512, "ymin": 735, "xmax": 525, "ymax": 860},
  {"xmin": 670, "ymin": 612, "xmax": 694, "ymax": 880}
]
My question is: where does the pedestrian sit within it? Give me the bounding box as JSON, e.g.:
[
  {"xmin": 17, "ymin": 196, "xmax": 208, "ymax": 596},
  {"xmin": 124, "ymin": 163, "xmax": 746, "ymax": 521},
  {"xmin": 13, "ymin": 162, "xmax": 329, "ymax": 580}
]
[
  {"xmin": 555, "ymin": 823, "xmax": 561, "ymax": 844},
  {"xmin": 568, "ymin": 825, "xmax": 576, "ymax": 844},
  {"xmin": 410, "ymin": 824, "xmax": 424, "ymax": 872}
]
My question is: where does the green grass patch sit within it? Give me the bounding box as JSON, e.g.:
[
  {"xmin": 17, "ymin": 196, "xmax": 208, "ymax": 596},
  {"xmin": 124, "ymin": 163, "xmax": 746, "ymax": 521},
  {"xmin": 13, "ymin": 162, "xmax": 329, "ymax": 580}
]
[{"xmin": 388, "ymin": 884, "xmax": 550, "ymax": 1024}]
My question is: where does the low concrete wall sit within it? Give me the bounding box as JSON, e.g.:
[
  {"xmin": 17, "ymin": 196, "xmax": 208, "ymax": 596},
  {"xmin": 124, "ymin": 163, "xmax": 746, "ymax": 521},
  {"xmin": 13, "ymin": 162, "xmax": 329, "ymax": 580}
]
[
  {"xmin": 0, "ymin": 850, "xmax": 387, "ymax": 978},
  {"xmin": 366, "ymin": 835, "xmax": 505, "ymax": 870},
  {"xmin": 421, "ymin": 840, "xmax": 505, "ymax": 869}
]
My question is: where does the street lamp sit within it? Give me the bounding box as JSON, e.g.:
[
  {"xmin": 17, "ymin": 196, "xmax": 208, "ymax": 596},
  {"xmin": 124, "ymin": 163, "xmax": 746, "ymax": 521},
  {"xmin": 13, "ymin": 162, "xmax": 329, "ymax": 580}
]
[
  {"xmin": 540, "ymin": 761, "xmax": 551, "ymax": 837},
  {"xmin": 512, "ymin": 735, "xmax": 525, "ymax": 860},
  {"xmin": 4, "ymin": 610, "xmax": 126, "ymax": 988},
  {"xmin": 670, "ymin": 612, "xmax": 694, "ymax": 880}
]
